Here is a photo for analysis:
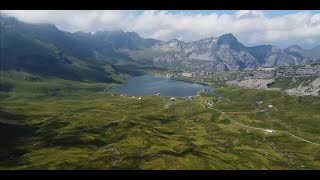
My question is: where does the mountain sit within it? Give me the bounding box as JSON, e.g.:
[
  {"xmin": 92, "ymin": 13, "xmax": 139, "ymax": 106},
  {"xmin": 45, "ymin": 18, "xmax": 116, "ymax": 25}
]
[
  {"xmin": 283, "ymin": 45, "xmax": 306, "ymax": 60},
  {"xmin": 284, "ymin": 44, "xmax": 320, "ymax": 63},
  {"xmin": 0, "ymin": 15, "xmax": 155, "ymax": 82},
  {"xmin": 142, "ymin": 33, "xmax": 315, "ymax": 72},
  {"xmin": 0, "ymin": 16, "xmax": 115, "ymax": 82},
  {"xmin": 93, "ymin": 30, "xmax": 161, "ymax": 50},
  {"xmin": 1, "ymin": 15, "xmax": 319, "ymax": 76},
  {"xmin": 153, "ymin": 39, "xmax": 185, "ymax": 51}
]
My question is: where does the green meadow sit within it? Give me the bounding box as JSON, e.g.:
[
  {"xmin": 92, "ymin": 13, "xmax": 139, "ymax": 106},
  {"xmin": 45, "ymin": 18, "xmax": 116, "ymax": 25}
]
[{"xmin": 1, "ymin": 71, "xmax": 320, "ymax": 169}]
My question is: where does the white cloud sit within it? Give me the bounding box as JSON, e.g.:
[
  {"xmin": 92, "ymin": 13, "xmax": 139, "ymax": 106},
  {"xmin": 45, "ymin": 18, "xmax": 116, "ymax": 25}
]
[
  {"xmin": 234, "ymin": 10, "xmax": 264, "ymax": 19},
  {"xmin": 1, "ymin": 10, "xmax": 320, "ymax": 48}
]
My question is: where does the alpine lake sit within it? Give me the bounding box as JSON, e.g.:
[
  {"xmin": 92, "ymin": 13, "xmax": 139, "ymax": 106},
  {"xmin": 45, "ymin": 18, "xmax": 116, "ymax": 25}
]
[{"xmin": 109, "ymin": 75, "xmax": 213, "ymax": 97}]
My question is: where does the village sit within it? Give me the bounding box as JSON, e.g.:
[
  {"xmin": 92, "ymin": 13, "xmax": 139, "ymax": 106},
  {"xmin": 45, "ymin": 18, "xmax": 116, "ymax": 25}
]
[
  {"xmin": 118, "ymin": 87, "xmax": 277, "ymax": 117},
  {"xmin": 118, "ymin": 88, "xmax": 221, "ymax": 110}
]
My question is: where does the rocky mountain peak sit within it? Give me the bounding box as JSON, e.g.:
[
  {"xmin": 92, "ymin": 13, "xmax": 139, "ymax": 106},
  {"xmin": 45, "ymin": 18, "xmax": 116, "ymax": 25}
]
[
  {"xmin": 287, "ymin": 44, "xmax": 303, "ymax": 50},
  {"xmin": 284, "ymin": 44, "xmax": 305, "ymax": 57},
  {"xmin": 217, "ymin": 33, "xmax": 238, "ymax": 44},
  {"xmin": 284, "ymin": 44, "xmax": 304, "ymax": 53},
  {"xmin": 166, "ymin": 38, "xmax": 184, "ymax": 44}
]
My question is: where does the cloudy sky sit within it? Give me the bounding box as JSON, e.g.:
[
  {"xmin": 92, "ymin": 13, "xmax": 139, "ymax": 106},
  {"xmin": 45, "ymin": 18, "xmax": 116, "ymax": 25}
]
[{"xmin": 1, "ymin": 10, "xmax": 320, "ymax": 49}]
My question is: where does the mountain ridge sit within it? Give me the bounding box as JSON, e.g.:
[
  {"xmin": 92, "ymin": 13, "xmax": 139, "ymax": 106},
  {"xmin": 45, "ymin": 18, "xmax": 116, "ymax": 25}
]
[{"xmin": 1, "ymin": 15, "xmax": 320, "ymax": 76}]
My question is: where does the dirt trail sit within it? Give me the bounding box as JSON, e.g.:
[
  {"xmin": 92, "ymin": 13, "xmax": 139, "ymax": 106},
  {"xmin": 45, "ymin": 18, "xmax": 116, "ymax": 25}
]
[{"xmin": 211, "ymin": 108, "xmax": 320, "ymax": 146}]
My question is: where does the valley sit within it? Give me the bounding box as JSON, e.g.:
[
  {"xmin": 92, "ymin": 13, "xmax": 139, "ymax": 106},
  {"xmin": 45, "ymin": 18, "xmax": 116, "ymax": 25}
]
[
  {"xmin": 1, "ymin": 70, "xmax": 320, "ymax": 169},
  {"xmin": 1, "ymin": 12, "xmax": 320, "ymax": 170}
]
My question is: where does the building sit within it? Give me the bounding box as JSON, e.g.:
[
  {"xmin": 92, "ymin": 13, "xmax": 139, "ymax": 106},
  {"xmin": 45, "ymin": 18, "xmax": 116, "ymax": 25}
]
[
  {"xmin": 182, "ymin": 72, "xmax": 193, "ymax": 77},
  {"xmin": 165, "ymin": 103, "xmax": 173, "ymax": 108},
  {"xmin": 187, "ymin": 96, "xmax": 194, "ymax": 100}
]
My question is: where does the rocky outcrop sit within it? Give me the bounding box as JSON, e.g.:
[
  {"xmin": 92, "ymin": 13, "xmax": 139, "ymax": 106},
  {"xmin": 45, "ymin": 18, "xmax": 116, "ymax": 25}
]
[
  {"xmin": 276, "ymin": 65, "xmax": 320, "ymax": 76},
  {"xmin": 285, "ymin": 77, "xmax": 320, "ymax": 96},
  {"xmin": 223, "ymin": 65, "xmax": 320, "ymax": 96},
  {"xmin": 226, "ymin": 79, "xmax": 275, "ymax": 89}
]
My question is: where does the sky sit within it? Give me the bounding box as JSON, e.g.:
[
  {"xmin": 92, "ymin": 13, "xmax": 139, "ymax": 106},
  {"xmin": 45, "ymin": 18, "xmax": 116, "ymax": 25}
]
[{"xmin": 1, "ymin": 10, "xmax": 320, "ymax": 49}]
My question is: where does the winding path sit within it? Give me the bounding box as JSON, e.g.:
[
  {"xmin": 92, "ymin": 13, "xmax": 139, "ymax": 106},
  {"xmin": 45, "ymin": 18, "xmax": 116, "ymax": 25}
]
[{"xmin": 211, "ymin": 107, "xmax": 320, "ymax": 146}]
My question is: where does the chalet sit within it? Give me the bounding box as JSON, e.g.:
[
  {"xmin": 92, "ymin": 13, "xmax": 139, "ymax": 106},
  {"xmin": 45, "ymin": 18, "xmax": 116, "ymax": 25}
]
[{"xmin": 187, "ymin": 96, "xmax": 194, "ymax": 100}]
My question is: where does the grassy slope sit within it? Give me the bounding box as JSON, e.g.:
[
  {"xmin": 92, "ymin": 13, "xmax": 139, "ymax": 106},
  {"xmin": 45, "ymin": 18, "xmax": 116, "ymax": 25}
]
[{"xmin": 0, "ymin": 72, "xmax": 320, "ymax": 169}]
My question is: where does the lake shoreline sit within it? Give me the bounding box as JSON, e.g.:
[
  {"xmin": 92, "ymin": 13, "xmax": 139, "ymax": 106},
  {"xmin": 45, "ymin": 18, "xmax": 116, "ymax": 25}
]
[{"xmin": 108, "ymin": 75, "xmax": 213, "ymax": 97}]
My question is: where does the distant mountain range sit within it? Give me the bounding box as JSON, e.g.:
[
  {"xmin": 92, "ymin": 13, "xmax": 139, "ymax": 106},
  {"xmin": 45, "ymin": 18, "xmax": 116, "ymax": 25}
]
[
  {"xmin": 1, "ymin": 15, "xmax": 319, "ymax": 81},
  {"xmin": 130, "ymin": 33, "xmax": 320, "ymax": 72}
]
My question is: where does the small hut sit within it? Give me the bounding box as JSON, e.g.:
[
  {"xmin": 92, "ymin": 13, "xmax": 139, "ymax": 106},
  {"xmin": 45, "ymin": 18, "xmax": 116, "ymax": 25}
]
[{"xmin": 165, "ymin": 103, "xmax": 173, "ymax": 108}]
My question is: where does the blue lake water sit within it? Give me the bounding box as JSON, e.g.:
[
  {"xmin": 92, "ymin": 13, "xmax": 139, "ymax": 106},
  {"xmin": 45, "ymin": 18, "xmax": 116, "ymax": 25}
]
[{"xmin": 109, "ymin": 75, "xmax": 213, "ymax": 97}]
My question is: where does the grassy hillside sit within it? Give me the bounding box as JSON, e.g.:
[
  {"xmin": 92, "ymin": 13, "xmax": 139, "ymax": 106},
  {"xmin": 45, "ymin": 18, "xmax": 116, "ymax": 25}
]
[
  {"xmin": 0, "ymin": 27, "xmax": 121, "ymax": 82},
  {"xmin": 0, "ymin": 15, "xmax": 151, "ymax": 83},
  {"xmin": 1, "ymin": 71, "xmax": 320, "ymax": 169}
]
